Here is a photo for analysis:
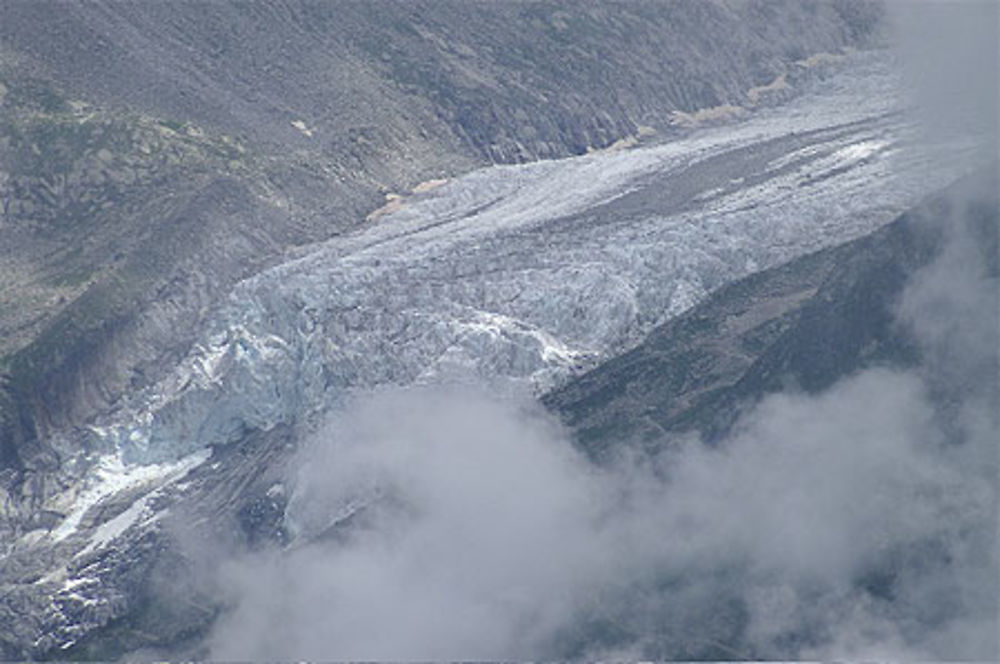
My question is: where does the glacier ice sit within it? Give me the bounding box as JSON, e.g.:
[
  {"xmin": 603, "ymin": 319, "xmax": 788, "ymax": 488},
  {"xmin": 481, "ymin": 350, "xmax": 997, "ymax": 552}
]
[{"xmin": 85, "ymin": 52, "xmax": 989, "ymax": 465}]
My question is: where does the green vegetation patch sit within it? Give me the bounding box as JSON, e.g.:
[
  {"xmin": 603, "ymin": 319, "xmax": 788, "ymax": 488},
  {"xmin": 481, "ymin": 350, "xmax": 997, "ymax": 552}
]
[{"xmin": 0, "ymin": 75, "xmax": 69, "ymax": 114}]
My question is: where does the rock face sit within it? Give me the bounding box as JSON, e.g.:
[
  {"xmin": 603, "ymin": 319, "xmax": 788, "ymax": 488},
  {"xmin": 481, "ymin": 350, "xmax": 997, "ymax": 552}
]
[
  {"xmin": 1, "ymin": 1, "xmax": 884, "ymax": 159},
  {"xmin": 0, "ymin": 0, "xmax": 885, "ymax": 496}
]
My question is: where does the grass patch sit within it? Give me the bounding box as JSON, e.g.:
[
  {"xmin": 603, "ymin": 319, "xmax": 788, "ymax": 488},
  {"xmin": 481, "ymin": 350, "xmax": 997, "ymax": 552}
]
[
  {"xmin": 1, "ymin": 76, "xmax": 68, "ymax": 114},
  {"xmin": 157, "ymin": 118, "xmax": 186, "ymax": 133}
]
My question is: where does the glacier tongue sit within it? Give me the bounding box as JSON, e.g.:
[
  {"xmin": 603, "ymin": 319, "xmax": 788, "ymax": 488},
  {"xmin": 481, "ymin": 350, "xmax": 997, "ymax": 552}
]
[{"xmin": 92, "ymin": 51, "xmax": 985, "ymax": 465}]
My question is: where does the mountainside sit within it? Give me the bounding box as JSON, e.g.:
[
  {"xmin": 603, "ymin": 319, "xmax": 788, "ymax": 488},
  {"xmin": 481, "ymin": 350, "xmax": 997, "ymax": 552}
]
[
  {"xmin": 0, "ymin": 1, "xmax": 996, "ymax": 660},
  {"xmin": 0, "ymin": 0, "xmax": 884, "ymax": 497},
  {"xmin": 544, "ymin": 166, "xmax": 999, "ymax": 456},
  {"xmin": 2, "ymin": 0, "xmax": 883, "ymax": 158},
  {"xmin": 539, "ymin": 164, "xmax": 998, "ymax": 659}
]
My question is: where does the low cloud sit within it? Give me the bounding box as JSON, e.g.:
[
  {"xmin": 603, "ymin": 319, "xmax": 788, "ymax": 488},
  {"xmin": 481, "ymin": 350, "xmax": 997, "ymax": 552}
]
[
  {"xmin": 888, "ymin": 0, "xmax": 998, "ymax": 145},
  {"xmin": 207, "ymin": 341, "xmax": 997, "ymax": 659},
  {"xmin": 208, "ymin": 388, "xmax": 613, "ymax": 659},
  {"xmin": 204, "ymin": 4, "xmax": 998, "ymax": 659}
]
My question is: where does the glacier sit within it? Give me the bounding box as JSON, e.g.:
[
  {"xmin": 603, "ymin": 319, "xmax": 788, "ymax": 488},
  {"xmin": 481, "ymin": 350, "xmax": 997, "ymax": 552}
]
[
  {"xmin": 78, "ymin": 51, "xmax": 986, "ymax": 467},
  {"xmin": 5, "ymin": 50, "xmax": 994, "ymax": 658}
]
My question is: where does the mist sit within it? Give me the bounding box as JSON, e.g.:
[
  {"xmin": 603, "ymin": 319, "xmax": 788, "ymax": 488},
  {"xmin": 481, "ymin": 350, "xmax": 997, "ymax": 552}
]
[
  {"xmin": 209, "ymin": 389, "xmax": 609, "ymax": 659},
  {"xmin": 888, "ymin": 0, "xmax": 998, "ymax": 146},
  {"xmin": 204, "ymin": 2, "xmax": 998, "ymax": 660},
  {"xmin": 207, "ymin": 347, "xmax": 996, "ymax": 659},
  {"xmin": 207, "ymin": 197, "xmax": 999, "ymax": 657}
]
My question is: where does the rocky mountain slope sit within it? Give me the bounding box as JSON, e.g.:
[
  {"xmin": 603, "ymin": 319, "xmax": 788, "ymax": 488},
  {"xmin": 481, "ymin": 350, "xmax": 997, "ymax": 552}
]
[
  {"xmin": 1, "ymin": 0, "xmax": 884, "ymax": 502},
  {"xmin": 0, "ymin": 54, "xmax": 989, "ymax": 657},
  {"xmin": 6, "ymin": 1, "xmax": 996, "ymax": 660},
  {"xmin": 545, "ymin": 166, "xmax": 998, "ymax": 456},
  {"xmin": 18, "ymin": 163, "xmax": 991, "ymax": 661},
  {"xmin": 540, "ymin": 164, "xmax": 998, "ymax": 659}
]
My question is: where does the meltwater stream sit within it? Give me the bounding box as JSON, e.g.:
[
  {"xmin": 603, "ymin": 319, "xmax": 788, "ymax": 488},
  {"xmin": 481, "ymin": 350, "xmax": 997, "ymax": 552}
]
[{"xmin": 86, "ymin": 51, "xmax": 985, "ymax": 465}]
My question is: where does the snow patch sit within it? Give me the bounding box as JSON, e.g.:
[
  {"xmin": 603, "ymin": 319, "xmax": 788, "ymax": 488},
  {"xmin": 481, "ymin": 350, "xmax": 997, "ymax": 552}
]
[
  {"xmin": 291, "ymin": 119, "xmax": 314, "ymax": 137},
  {"xmin": 75, "ymin": 494, "xmax": 154, "ymax": 558},
  {"xmin": 830, "ymin": 139, "xmax": 890, "ymax": 163},
  {"xmin": 48, "ymin": 448, "xmax": 211, "ymax": 543},
  {"xmin": 457, "ymin": 311, "xmax": 592, "ymax": 366}
]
